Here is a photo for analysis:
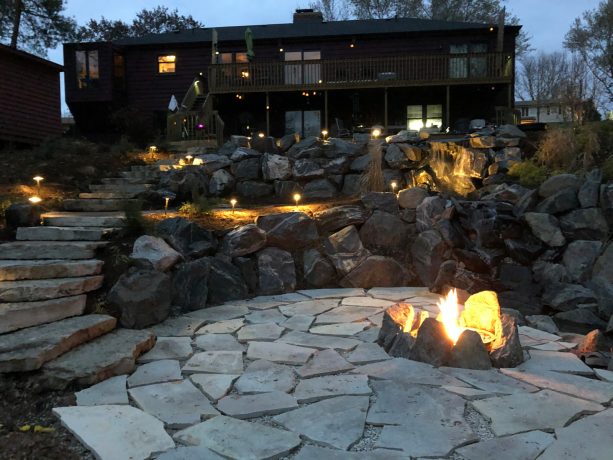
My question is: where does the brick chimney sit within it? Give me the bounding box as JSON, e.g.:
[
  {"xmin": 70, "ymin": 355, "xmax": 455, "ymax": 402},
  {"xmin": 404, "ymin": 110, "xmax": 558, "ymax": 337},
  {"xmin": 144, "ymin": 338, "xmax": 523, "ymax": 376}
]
[{"xmin": 293, "ymin": 8, "xmax": 324, "ymax": 23}]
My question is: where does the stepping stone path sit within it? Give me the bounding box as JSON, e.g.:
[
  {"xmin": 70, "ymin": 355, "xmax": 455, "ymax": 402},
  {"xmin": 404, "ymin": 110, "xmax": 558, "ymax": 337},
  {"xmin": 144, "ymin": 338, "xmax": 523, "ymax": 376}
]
[{"xmin": 46, "ymin": 288, "xmax": 613, "ymax": 458}]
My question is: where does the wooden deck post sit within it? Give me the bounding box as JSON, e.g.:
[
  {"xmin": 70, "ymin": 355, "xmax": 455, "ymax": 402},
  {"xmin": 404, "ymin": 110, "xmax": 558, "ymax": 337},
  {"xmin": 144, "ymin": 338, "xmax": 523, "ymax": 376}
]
[
  {"xmin": 384, "ymin": 88, "xmax": 388, "ymax": 131},
  {"xmin": 324, "ymin": 90, "xmax": 328, "ymax": 132},
  {"xmin": 446, "ymin": 85, "xmax": 451, "ymax": 129},
  {"xmin": 266, "ymin": 92, "xmax": 270, "ymax": 135}
]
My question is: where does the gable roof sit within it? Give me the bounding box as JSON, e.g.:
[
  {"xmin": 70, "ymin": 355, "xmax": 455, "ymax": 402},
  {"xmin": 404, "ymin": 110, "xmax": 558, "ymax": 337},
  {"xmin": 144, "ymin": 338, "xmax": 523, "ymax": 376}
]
[
  {"xmin": 0, "ymin": 43, "xmax": 63, "ymax": 71},
  {"xmin": 113, "ymin": 17, "xmax": 520, "ymax": 46}
]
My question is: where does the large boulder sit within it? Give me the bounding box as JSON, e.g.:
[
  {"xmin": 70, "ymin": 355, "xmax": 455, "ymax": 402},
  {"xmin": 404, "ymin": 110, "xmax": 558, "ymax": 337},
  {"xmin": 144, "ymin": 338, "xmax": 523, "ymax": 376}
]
[
  {"xmin": 340, "ymin": 256, "xmax": 411, "ymax": 288},
  {"xmin": 524, "ymin": 212, "xmax": 566, "ymax": 247},
  {"xmin": 359, "ymin": 210, "xmax": 409, "ymax": 253},
  {"xmin": 303, "ymin": 179, "xmax": 337, "ymax": 199},
  {"xmin": 256, "ymin": 212, "xmax": 319, "ymax": 250},
  {"xmin": 292, "ymin": 159, "xmax": 325, "ymax": 179},
  {"xmin": 416, "ymin": 196, "xmax": 447, "ymax": 232},
  {"xmin": 287, "ymin": 136, "xmax": 319, "ymax": 159},
  {"xmin": 172, "ymin": 258, "xmax": 211, "ymax": 311},
  {"xmin": 592, "ymin": 242, "xmax": 613, "ymax": 284},
  {"xmin": 221, "ymin": 224, "xmax": 267, "ymax": 257},
  {"xmin": 313, "ymin": 205, "xmax": 369, "ymax": 233},
  {"xmin": 157, "ymin": 168, "xmax": 209, "ymax": 201},
  {"xmin": 601, "ymin": 182, "xmax": 613, "ymax": 227},
  {"xmin": 538, "ymin": 174, "xmax": 580, "ymax": 198},
  {"xmin": 279, "ymin": 133, "xmax": 299, "ymax": 152},
  {"xmin": 324, "ymin": 225, "xmax": 370, "ymax": 276},
  {"xmin": 543, "ymin": 283, "xmax": 598, "ymax": 312},
  {"xmin": 108, "ymin": 267, "xmax": 171, "ymax": 328},
  {"xmin": 208, "ymin": 169, "xmax": 235, "ymax": 196},
  {"xmin": 131, "ymin": 235, "xmax": 181, "ymax": 272},
  {"xmin": 398, "ymin": 187, "xmax": 428, "ymax": 209},
  {"xmin": 504, "ymin": 235, "xmax": 544, "ymax": 266},
  {"xmin": 411, "ymin": 229, "xmax": 449, "ymax": 287},
  {"xmin": 349, "ymin": 154, "xmax": 371, "ymax": 172},
  {"xmin": 303, "ymin": 249, "xmax": 337, "ymax": 288},
  {"xmin": 562, "ymin": 240, "xmax": 603, "ymax": 283},
  {"xmin": 384, "ymin": 143, "xmax": 417, "ymax": 169},
  {"xmin": 4, "ymin": 203, "xmax": 41, "ymax": 230},
  {"xmin": 579, "ymin": 169, "xmax": 602, "ymax": 208},
  {"xmin": 535, "ymin": 189, "xmax": 579, "ymax": 214},
  {"xmin": 257, "ymin": 247, "xmax": 296, "ymax": 295},
  {"xmin": 208, "ymin": 257, "xmax": 248, "ymax": 305},
  {"xmin": 156, "ymin": 217, "xmax": 218, "ymax": 258},
  {"xmin": 230, "ymin": 147, "xmax": 261, "ymax": 162},
  {"xmin": 452, "ymin": 148, "xmax": 489, "ymax": 179},
  {"xmin": 274, "ymin": 180, "xmax": 302, "ymax": 198},
  {"xmin": 236, "ymin": 181, "xmax": 274, "ymax": 198},
  {"xmin": 554, "ymin": 309, "xmax": 608, "ymax": 335},
  {"xmin": 497, "ymin": 124, "xmax": 526, "ymax": 139},
  {"xmin": 323, "ymin": 156, "xmax": 351, "ymax": 175},
  {"xmin": 262, "ymin": 153, "xmax": 291, "ymax": 181},
  {"xmin": 325, "ymin": 138, "xmax": 364, "ymax": 158},
  {"xmin": 360, "ymin": 192, "xmax": 398, "ymax": 214},
  {"xmin": 489, "ymin": 313, "xmax": 524, "ymax": 368},
  {"xmin": 231, "ymin": 157, "xmax": 262, "ymax": 181},
  {"xmin": 559, "ymin": 208, "xmax": 609, "ymax": 241},
  {"xmin": 341, "ymin": 174, "xmax": 362, "ymax": 196},
  {"xmin": 198, "ymin": 154, "xmax": 232, "ymax": 174}
]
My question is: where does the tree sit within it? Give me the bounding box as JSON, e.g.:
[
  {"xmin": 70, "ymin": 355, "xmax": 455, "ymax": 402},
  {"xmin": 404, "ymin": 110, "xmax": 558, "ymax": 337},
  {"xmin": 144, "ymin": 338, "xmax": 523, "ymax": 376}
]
[
  {"xmin": 75, "ymin": 6, "xmax": 204, "ymax": 42},
  {"xmin": 308, "ymin": 0, "xmax": 351, "ymax": 21},
  {"xmin": 0, "ymin": 0, "xmax": 75, "ymax": 56},
  {"xmin": 565, "ymin": 0, "xmax": 613, "ymax": 105}
]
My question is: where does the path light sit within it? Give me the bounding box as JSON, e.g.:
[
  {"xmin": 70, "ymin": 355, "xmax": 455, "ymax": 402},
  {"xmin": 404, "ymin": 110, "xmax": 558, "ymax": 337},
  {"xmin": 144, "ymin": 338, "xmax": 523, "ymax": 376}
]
[
  {"xmin": 371, "ymin": 128, "xmax": 381, "ymax": 139},
  {"xmin": 390, "ymin": 181, "xmax": 398, "ymax": 194},
  {"xmin": 164, "ymin": 197, "xmax": 170, "ymax": 215},
  {"xmin": 321, "ymin": 129, "xmax": 328, "ymax": 140},
  {"xmin": 148, "ymin": 145, "xmax": 158, "ymax": 154},
  {"xmin": 33, "ymin": 176, "xmax": 44, "ymax": 194},
  {"xmin": 258, "ymin": 132, "xmax": 265, "ymax": 139},
  {"xmin": 29, "ymin": 196, "xmax": 42, "ymax": 204},
  {"xmin": 185, "ymin": 154, "xmax": 193, "ymax": 164},
  {"xmin": 230, "ymin": 198, "xmax": 237, "ymax": 214},
  {"xmin": 293, "ymin": 193, "xmax": 301, "ymax": 208}
]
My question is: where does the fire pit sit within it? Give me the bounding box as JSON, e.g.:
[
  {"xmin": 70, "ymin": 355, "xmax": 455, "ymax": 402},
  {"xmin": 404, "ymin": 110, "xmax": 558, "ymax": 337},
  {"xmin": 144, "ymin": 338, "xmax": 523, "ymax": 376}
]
[{"xmin": 377, "ymin": 290, "xmax": 524, "ymax": 370}]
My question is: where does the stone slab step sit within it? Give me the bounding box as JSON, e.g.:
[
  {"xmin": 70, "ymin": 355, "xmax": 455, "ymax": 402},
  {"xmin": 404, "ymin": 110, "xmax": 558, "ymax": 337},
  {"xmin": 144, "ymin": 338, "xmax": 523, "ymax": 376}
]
[
  {"xmin": 100, "ymin": 178, "xmax": 156, "ymax": 185},
  {"xmin": 63, "ymin": 199, "xmax": 142, "ymax": 212},
  {"xmin": 0, "ymin": 275, "xmax": 104, "ymax": 302},
  {"xmin": 0, "ymin": 241, "xmax": 107, "ymax": 259},
  {"xmin": 89, "ymin": 184, "xmax": 152, "ymax": 194},
  {"xmin": 40, "ymin": 329, "xmax": 155, "ymax": 390},
  {"xmin": 16, "ymin": 226, "xmax": 117, "ymax": 241},
  {"xmin": 42, "ymin": 212, "xmax": 125, "ymax": 228},
  {"xmin": 131, "ymin": 164, "xmax": 167, "ymax": 172},
  {"xmin": 120, "ymin": 170, "xmax": 160, "ymax": 179},
  {"xmin": 0, "ymin": 295, "xmax": 87, "ymax": 334},
  {"xmin": 0, "ymin": 314, "xmax": 117, "ymax": 373},
  {"xmin": 79, "ymin": 192, "xmax": 140, "ymax": 199},
  {"xmin": 0, "ymin": 259, "xmax": 103, "ymax": 281}
]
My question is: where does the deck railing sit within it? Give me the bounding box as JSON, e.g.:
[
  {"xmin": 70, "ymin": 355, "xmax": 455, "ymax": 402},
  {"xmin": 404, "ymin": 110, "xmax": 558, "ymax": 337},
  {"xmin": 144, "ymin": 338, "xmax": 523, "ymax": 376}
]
[{"xmin": 208, "ymin": 52, "xmax": 514, "ymax": 93}]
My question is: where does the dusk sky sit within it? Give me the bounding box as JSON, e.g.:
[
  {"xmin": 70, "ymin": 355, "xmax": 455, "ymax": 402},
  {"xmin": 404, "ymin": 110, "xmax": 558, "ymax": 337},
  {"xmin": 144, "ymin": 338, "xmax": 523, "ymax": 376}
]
[{"xmin": 48, "ymin": 0, "xmax": 602, "ymax": 112}]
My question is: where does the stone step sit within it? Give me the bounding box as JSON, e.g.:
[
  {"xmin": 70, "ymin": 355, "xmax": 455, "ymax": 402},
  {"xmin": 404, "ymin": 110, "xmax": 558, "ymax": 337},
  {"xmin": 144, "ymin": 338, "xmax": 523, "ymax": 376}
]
[
  {"xmin": 120, "ymin": 170, "xmax": 160, "ymax": 180},
  {"xmin": 0, "ymin": 314, "xmax": 117, "ymax": 373},
  {"xmin": 16, "ymin": 226, "xmax": 117, "ymax": 241},
  {"xmin": 0, "ymin": 241, "xmax": 107, "ymax": 259},
  {"xmin": 0, "ymin": 259, "xmax": 103, "ymax": 281},
  {"xmin": 132, "ymin": 164, "xmax": 170, "ymax": 172},
  {"xmin": 89, "ymin": 184, "xmax": 152, "ymax": 194},
  {"xmin": 100, "ymin": 178, "xmax": 156, "ymax": 186},
  {"xmin": 42, "ymin": 212, "xmax": 125, "ymax": 228},
  {"xmin": 63, "ymin": 199, "xmax": 142, "ymax": 212},
  {"xmin": 0, "ymin": 275, "xmax": 104, "ymax": 302},
  {"xmin": 40, "ymin": 328, "xmax": 155, "ymax": 390},
  {"xmin": 79, "ymin": 192, "xmax": 140, "ymax": 199},
  {"xmin": 0, "ymin": 295, "xmax": 87, "ymax": 334}
]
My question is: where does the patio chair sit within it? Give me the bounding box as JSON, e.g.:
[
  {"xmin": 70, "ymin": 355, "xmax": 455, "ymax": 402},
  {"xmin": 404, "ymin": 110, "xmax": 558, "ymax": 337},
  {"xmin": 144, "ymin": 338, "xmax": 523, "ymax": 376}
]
[{"xmin": 335, "ymin": 118, "xmax": 351, "ymax": 138}]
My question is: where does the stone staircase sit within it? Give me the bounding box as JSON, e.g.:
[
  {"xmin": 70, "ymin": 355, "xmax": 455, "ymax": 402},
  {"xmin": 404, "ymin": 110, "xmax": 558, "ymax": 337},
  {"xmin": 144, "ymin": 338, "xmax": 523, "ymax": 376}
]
[{"xmin": 0, "ymin": 163, "xmax": 170, "ymax": 387}]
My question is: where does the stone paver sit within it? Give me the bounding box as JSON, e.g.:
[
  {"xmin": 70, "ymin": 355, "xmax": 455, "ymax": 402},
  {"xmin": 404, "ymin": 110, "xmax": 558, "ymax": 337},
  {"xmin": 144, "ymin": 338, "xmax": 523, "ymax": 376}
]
[
  {"xmin": 455, "ymin": 430, "xmax": 555, "ymax": 460},
  {"xmin": 519, "ymin": 326, "xmax": 562, "ymax": 342},
  {"xmin": 194, "ymin": 333, "xmax": 244, "ymax": 351},
  {"xmin": 53, "ymin": 405, "xmax": 175, "ymax": 460},
  {"xmin": 243, "ymin": 308, "xmax": 287, "ymax": 324},
  {"xmin": 315, "ymin": 305, "xmax": 385, "ymax": 324},
  {"xmin": 127, "ymin": 360, "xmax": 182, "ymax": 388},
  {"xmin": 280, "ymin": 314, "xmax": 314, "ymax": 331},
  {"xmin": 128, "ymin": 380, "xmax": 219, "ymax": 428},
  {"xmin": 187, "ymin": 305, "xmax": 249, "ymax": 322},
  {"xmin": 367, "ymin": 286, "xmax": 430, "ymax": 300},
  {"xmin": 345, "ymin": 342, "xmax": 391, "ymax": 365},
  {"xmin": 297, "ymin": 349, "xmax": 355, "ymax": 378},
  {"xmin": 247, "ymin": 341, "xmax": 315, "ymax": 365},
  {"xmin": 138, "ymin": 337, "xmax": 193, "ymax": 363},
  {"xmin": 182, "ymin": 351, "xmax": 243, "ymax": 374},
  {"xmin": 594, "ymin": 368, "xmax": 613, "ymax": 382},
  {"xmin": 309, "ymin": 322, "xmax": 370, "ymax": 337},
  {"xmin": 294, "ymin": 446, "xmax": 406, "ymax": 459},
  {"xmin": 273, "ymin": 396, "xmax": 369, "ymax": 450},
  {"xmin": 237, "ymin": 323, "xmax": 284, "ymax": 342},
  {"xmin": 293, "ymin": 374, "xmax": 371, "ymax": 403},
  {"xmin": 148, "ymin": 317, "xmax": 205, "ymax": 337},
  {"xmin": 189, "ymin": 374, "xmax": 239, "ymax": 401},
  {"xmin": 157, "ymin": 445, "xmax": 224, "ymax": 460},
  {"xmin": 352, "ymin": 358, "xmax": 470, "ymax": 387},
  {"xmin": 279, "ymin": 298, "xmax": 339, "ymax": 316},
  {"xmin": 196, "ymin": 318, "xmax": 244, "ymax": 334},
  {"xmin": 173, "ymin": 416, "xmax": 301, "ymax": 460},
  {"xmin": 298, "ymin": 288, "xmax": 365, "ymax": 298},
  {"xmin": 471, "ymin": 389, "xmax": 604, "ymax": 436},
  {"xmin": 355, "ymin": 326, "xmax": 380, "ymax": 342},
  {"xmin": 518, "ymin": 350, "xmax": 594, "ymax": 375},
  {"xmin": 341, "ymin": 297, "xmax": 395, "ymax": 308},
  {"xmin": 439, "ymin": 367, "xmax": 539, "ymax": 394},
  {"xmin": 234, "ymin": 359, "xmax": 297, "ymax": 394},
  {"xmin": 217, "ymin": 391, "xmax": 298, "ymax": 418},
  {"xmin": 278, "ymin": 330, "xmax": 361, "ymax": 351},
  {"xmin": 0, "ymin": 295, "xmax": 87, "ymax": 334},
  {"xmin": 75, "ymin": 375, "xmax": 128, "ymax": 406}
]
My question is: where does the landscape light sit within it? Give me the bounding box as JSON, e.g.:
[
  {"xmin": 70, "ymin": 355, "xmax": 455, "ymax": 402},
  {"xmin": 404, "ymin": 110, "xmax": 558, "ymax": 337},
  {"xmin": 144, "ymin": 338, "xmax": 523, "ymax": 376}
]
[
  {"xmin": 185, "ymin": 154, "xmax": 193, "ymax": 164},
  {"xmin": 258, "ymin": 132, "xmax": 265, "ymax": 138},
  {"xmin": 390, "ymin": 181, "xmax": 398, "ymax": 193},
  {"xmin": 230, "ymin": 198, "xmax": 237, "ymax": 213},
  {"xmin": 33, "ymin": 176, "xmax": 44, "ymax": 194},
  {"xmin": 148, "ymin": 145, "xmax": 158, "ymax": 154},
  {"xmin": 164, "ymin": 197, "xmax": 170, "ymax": 215},
  {"xmin": 29, "ymin": 196, "xmax": 42, "ymax": 204},
  {"xmin": 372, "ymin": 128, "xmax": 381, "ymax": 139},
  {"xmin": 293, "ymin": 193, "xmax": 301, "ymax": 208},
  {"xmin": 321, "ymin": 129, "xmax": 328, "ymax": 140}
]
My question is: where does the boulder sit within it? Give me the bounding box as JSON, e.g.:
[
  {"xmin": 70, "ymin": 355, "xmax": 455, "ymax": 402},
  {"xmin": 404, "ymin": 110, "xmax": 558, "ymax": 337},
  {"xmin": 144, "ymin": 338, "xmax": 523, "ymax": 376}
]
[
  {"xmin": 293, "ymin": 146, "xmax": 324, "ymax": 159},
  {"xmin": 349, "ymin": 154, "xmax": 371, "ymax": 172},
  {"xmin": 279, "ymin": 133, "xmax": 299, "ymax": 152},
  {"xmin": 562, "ymin": 240, "xmax": 603, "ymax": 283},
  {"xmin": 230, "ymin": 135, "xmax": 250, "ymax": 148},
  {"xmin": 293, "ymin": 159, "xmax": 324, "ymax": 179},
  {"xmin": 230, "ymin": 147, "xmax": 261, "ymax": 162},
  {"xmin": 208, "ymin": 169, "xmax": 235, "ymax": 196},
  {"xmin": 416, "ymin": 196, "xmax": 447, "ymax": 232},
  {"xmin": 411, "ymin": 230, "xmax": 449, "ymax": 287},
  {"xmin": 287, "ymin": 137, "xmax": 319, "ymax": 159},
  {"xmin": 326, "ymin": 138, "xmax": 364, "ymax": 157},
  {"xmin": 453, "ymin": 148, "xmax": 489, "ymax": 179},
  {"xmin": 251, "ymin": 136, "xmax": 276, "ymax": 153},
  {"xmin": 559, "ymin": 208, "xmax": 609, "ymax": 241},
  {"xmin": 173, "ymin": 258, "xmax": 211, "ymax": 311},
  {"xmin": 360, "ymin": 192, "xmax": 398, "ymax": 214},
  {"xmin": 341, "ymin": 174, "xmax": 362, "ymax": 196},
  {"xmin": 447, "ymin": 330, "xmax": 492, "ymax": 370},
  {"xmin": 504, "ymin": 235, "xmax": 544, "ymax": 266},
  {"xmin": 601, "ymin": 182, "xmax": 613, "ymax": 227},
  {"xmin": 262, "ymin": 153, "xmax": 291, "ymax": 181},
  {"xmin": 489, "ymin": 313, "xmax": 524, "ymax": 368},
  {"xmin": 387, "ymin": 130, "xmax": 417, "ymax": 143},
  {"xmin": 536, "ymin": 189, "xmax": 579, "ymax": 214},
  {"xmin": 221, "ymin": 224, "xmax": 267, "ymax": 257},
  {"xmin": 513, "ymin": 189, "xmax": 539, "ymax": 216},
  {"xmin": 340, "ymin": 256, "xmax": 411, "ymax": 288},
  {"xmin": 554, "ymin": 309, "xmax": 608, "ymax": 335},
  {"xmin": 303, "ymin": 249, "xmax": 337, "ymax": 288},
  {"xmin": 208, "ymin": 258, "xmax": 248, "ymax": 305},
  {"xmin": 398, "ymin": 187, "xmax": 428, "ymax": 209},
  {"xmin": 588, "ymin": 277, "xmax": 613, "ymax": 320},
  {"xmin": 5, "ymin": 203, "xmax": 41, "ymax": 230},
  {"xmin": 231, "ymin": 157, "xmax": 261, "ymax": 181},
  {"xmin": 256, "ymin": 212, "xmax": 319, "ymax": 250},
  {"xmin": 592, "ymin": 242, "xmax": 613, "ymax": 284},
  {"xmin": 257, "ymin": 247, "xmax": 296, "ymax": 295},
  {"xmin": 158, "ymin": 168, "xmax": 209, "ymax": 201},
  {"xmin": 313, "ymin": 205, "xmax": 369, "ymax": 233},
  {"xmin": 303, "ymin": 179, "xmax": 337, "ymax": 200},
  {"xmin": 577, "ymin": 329, "xmax": 613, "ymax": 353},
  {"xmin": 156, "ymin": 218, "xmax": 218, "ymax": 258},
  {"xmin": 359, "ymin": 210, "xmax": 409, "ymax": 253},
  {"xmin": 524, "ymin": 213, "xmax": 566, "ymax": 247},
  {"xmin": 469, "ymin": 135, "xmax": 495, "ymax": 149},
  {"xmin": 108, "ymin": 267, "xmax": 172, "ymax": 329},
  {"xmin": 198, "ymin": 154, "xmax": 233, "ymax": 174},
  {"xmin": 384, "ymin": 144, "xmax": 420, "ymax": 169},
  {"xmin": 543, "ymin": 283, "xmax": 598, "ymax": 312},
  {"xmin": 236, "ymin": 181, "xmax": 274, "ymax": 198},
  {"xmin": 525, "ymin": 315, "xmax": 559, "ymax": 334},
  {"xmin": 234, "ymin": 257, "xmax": 258, "ymax": 293},
  {"xmin": 323, "ymin": 225, "xmax": 370, "ymax": 277},
  {"xmin": 533, "ymin": 261, "xmax": 570, "ymax": 285},
  {"xmin": 578, "ymin": 169, "xmax": 602, "ymax": 208},
  {"xmin": 323, "ymin": 156, "xmax": 351, "ymax": 175},
  {"xmin": 408, "ymin": 318, "xmax": 453, "ymax": 367},
  {"xmin": 131, "ymin": 235, "xmax": 181, "ymax": 271},
  {"xmin": 539, "ymin": 174, "xmax": 580, "ymax": 198},
  {"xmin": 497, "ymin": 124, "xmax": 526, "ymax": 139},
  {"xmin": 481, "ymin": 184, "xmax": 529, "ymax": 205},
  {"xmin": 274, "ymin": 181, "xmax": 301, "ymax": 199}
]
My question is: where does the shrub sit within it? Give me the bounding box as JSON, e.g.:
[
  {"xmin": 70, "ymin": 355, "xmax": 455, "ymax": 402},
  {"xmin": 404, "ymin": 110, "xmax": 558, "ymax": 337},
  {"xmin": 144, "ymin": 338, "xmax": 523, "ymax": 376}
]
[
  {"xmin": 121, "ymin": 202, "xmax": 154, "ymax": 237},
  {"xmin": 508, "ymin": 161, "xmax": 549, "ymax": 188},
  {"xmin": 178, "ymin": 193, "xmax": 217, "ymax": 217},
  {"xmin": 360, "ymin": 143, "xmax": 385, "ymax": 192},
  {"xmin": 535, "ymin": 127, "xmax": 577, "ymax": 170},
  {"xmin": 111, "ymin": 107, "xmax": 157, "ymax": 148}
]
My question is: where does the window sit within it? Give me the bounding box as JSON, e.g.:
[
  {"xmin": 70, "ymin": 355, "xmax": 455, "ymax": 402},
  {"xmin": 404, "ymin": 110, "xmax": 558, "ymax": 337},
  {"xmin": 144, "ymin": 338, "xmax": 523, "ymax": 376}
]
[
  {"xmin": 76, "ymin": 50, "xmax": 99, "ymax": 89},
  {"xmin": 113, "ymin": 54, "xmax": 125, "ymax": 78},
  {"xmin": 520, "ymin": 107, "xmax": 529, "ymax": 117},
  {"xmin": 284, "ymin": 50, "xmax": 321, "ymax": 85},
  {"xmin": 449, "ymin": 43, "xmax": 487, "ymax": 79},
  {"xmin": 158, "ymin": 55, "xmax": 176, "ymax": 73},
  {"xmin": 407, "ymin": 104, "xmax": 443, "ymax": 131}
]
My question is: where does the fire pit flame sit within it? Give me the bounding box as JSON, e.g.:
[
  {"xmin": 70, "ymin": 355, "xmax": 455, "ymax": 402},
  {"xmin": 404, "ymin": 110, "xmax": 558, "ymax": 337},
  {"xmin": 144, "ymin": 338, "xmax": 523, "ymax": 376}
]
[{"xmin": 436, "ymin": 289, "xmax": 463, "ymax": 344}]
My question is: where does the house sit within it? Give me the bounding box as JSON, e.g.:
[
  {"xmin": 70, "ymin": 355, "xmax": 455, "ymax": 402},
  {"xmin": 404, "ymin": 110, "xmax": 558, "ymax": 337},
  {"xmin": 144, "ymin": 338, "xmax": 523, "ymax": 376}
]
[
  {"xmin": 0, "ymin": 44, "xmax": 63, "ymax": 145},
  {"xmin": 515, "ymin": 100, "xmax": 566, "ymax": 124},
  {"xmin": 63, "ymin": 9, "xmax": 520, "ymax": 143}
]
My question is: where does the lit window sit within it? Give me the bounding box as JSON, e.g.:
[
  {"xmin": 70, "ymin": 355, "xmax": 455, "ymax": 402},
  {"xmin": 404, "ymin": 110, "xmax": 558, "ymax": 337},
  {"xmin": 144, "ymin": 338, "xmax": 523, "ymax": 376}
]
[
  {"xmin": 76, "ymin": 50, "xmax": 99, "ymax": 89},
  {"xmin": 158, "ymin": 55, "xmax": 176, "ymax": 73}
]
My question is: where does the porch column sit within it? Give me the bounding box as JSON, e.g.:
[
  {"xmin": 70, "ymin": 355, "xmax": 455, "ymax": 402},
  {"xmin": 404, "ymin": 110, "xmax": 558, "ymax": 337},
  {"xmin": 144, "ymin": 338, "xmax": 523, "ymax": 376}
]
[
  {"xmin": 446, "ymin": 85, "xmax": 451, "ymax": 129},
  {"xmin": 266, "ymin": 92, "xmax": 270, "ymax": 135},
  {"xmin": 384, "ymin": 88, "xmax": 388, "ymax": 131},
  {"xmin": 324, "ymin": 90, "xmax": 328, "ymax": 132}
]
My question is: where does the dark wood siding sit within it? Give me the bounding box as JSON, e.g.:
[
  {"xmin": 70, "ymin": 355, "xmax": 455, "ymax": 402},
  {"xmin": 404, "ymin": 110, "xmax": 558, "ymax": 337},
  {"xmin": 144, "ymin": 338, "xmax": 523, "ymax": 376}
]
[
  {"xmin": 0, "ymin": 47, "xmax": 62, "ymax": 144},
  {"xmin": 64, "ymin": 42, "xmax": 115, "ymax": 103}
]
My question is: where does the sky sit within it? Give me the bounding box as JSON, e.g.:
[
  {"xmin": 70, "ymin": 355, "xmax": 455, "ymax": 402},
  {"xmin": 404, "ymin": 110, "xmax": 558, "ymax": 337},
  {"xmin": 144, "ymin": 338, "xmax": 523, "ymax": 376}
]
[{"xmin": 45, "ymin": 0, "xmax": 603, "ymax": 113}]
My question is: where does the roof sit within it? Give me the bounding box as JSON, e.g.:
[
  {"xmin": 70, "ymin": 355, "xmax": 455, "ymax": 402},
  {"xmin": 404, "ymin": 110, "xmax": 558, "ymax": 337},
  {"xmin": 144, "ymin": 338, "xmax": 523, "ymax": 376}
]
[
  {"xmin": 0, "ymin": 43, "xmax": 63, "ymax": 71},
  {"xmin": 112, "ymin": 17, "xmax": 521, "ymax": 46}
]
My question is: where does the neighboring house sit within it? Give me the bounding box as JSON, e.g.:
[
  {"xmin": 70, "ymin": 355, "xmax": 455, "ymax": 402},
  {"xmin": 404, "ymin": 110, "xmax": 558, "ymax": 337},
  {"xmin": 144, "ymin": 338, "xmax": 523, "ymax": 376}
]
[
  {"xmin": 63, "ymin": 9, "xmax": 520, "ymax": 142},
  {"xmin": 515, "ymin": 100, "xmax": 567, "ymax": 124},
  {"xmin": 0, "ymin": 44, "xmax": 63, "ymax": 145}
]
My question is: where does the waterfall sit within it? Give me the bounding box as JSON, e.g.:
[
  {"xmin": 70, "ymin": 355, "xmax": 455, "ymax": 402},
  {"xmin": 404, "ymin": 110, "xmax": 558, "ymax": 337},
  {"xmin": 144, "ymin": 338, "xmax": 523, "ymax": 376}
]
[{"xmin": 426, "ymin": 141, "xmax": 484, "ymax": 196}]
